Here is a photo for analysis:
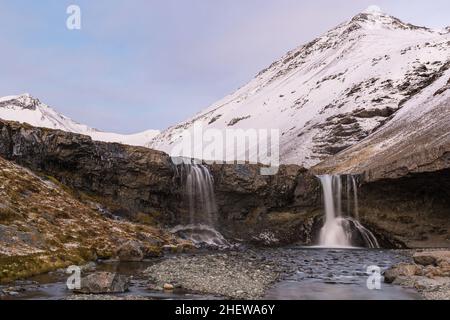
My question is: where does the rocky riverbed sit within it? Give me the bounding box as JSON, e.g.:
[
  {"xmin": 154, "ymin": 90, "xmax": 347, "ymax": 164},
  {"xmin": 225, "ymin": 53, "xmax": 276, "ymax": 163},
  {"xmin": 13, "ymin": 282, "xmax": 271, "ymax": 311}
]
[
  {"xmin": 144, "ymin": 251, "xmax": 286, "ymax": 299},
  {"xmin": 1, "ymin": 247, "xmax": 448, "ymax": 300}
]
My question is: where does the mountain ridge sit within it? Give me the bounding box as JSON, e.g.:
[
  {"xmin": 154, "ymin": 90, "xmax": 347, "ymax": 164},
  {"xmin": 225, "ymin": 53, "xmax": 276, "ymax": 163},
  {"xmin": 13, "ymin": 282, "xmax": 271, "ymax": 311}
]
[{"xmin": 0, "ymin": 93, "xmax": 160, "ymax": 147}]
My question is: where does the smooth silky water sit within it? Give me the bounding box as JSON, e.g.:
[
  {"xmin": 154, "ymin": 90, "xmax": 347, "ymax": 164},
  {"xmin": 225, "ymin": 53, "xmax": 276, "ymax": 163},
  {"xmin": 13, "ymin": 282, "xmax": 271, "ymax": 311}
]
[
  {"xmin": 171, "ymin": 163, "xmax": 230, "ymax": 249},
  {"xmin": 264, "ymin": 247, "xmax": 421, "ymax": 300},
  {"xmin": 318, "ymin": 175, "xmax": 379, "ymax": 249}
]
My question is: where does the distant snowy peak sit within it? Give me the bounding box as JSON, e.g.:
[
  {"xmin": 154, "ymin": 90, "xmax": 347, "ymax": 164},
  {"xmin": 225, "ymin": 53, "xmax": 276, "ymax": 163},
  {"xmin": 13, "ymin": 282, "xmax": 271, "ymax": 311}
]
[
  {"xmin": 349, "ymin": 9, "xmax": 430, "ymax": 32},
  {"xmin": 0, "ymin": 93, "xmax": 160, "ymax": 147},
  {"xmin": 0, "ymin": 93, "xmax": 40, "ymax": 109},
  {"xmin": 150, "ymin": 9, "xmax": 450, "ymax": 167},
  {"xmin": 363, "ymin": 5, "xmax": 383, "ymax": 14}
]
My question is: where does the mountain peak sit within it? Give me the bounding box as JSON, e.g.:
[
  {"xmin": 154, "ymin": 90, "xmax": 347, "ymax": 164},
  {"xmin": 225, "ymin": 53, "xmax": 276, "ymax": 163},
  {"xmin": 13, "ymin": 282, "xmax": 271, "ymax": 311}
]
[
  {"xmin": 348, "ymin": 7, "xmax": 430, "ymax": 32},
  {"xmin": 0, "ymin": 93, "xmax": 40, "ymax": 110},
  {"xmin": 363, "ymin": 5, "xmax": 383, "ymax": 15}
]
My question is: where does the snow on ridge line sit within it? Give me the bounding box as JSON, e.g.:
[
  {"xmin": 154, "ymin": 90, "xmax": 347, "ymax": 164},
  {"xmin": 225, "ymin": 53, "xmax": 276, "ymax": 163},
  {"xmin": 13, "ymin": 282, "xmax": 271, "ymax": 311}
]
[{"xmin": 0, "ymin": 93, "xmax": 160, "ymax": 147}]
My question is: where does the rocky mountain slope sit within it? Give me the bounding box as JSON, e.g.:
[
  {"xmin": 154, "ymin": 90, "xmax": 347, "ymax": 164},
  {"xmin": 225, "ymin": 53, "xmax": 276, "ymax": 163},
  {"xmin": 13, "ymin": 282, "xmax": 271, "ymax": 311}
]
[
  {"xmin": 150, "ymin": 8, "xmax": 450, "ymax": 167},
  {"xmin": 0, "ymin": 94, "xmax": 160, "ymax": 147}
]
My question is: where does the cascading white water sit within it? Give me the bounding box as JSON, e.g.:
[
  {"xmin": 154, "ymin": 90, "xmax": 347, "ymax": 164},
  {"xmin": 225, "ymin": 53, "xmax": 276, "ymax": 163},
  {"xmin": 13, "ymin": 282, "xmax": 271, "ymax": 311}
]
[
  {"xmin": 172, "ymin": 162, "xmax": 230, "ymax": 248},
  {"xmin": 183, "ymin": 164, "xmax": 218, "ymax": 226},
  {"xmin": 351, "ymin": 175, "xmax": 359, "ymax": 220},
  {"xmin": 318, "ymin": 175, "xmax": 379, "ymax": 248},
  {"xmin": 319, "ymin": 175, "xmax": 352, "ymax": 247}
]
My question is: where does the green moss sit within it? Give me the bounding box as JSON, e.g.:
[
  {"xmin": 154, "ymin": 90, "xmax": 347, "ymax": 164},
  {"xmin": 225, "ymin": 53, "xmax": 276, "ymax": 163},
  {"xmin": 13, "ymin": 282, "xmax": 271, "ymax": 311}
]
[
  {"xmin": 0, "ymin": 246, "xmax": 100, "ymax": 284},
  {"xmin": 0, "ymin": 253, "xmax": 71, "ymax": 284}
]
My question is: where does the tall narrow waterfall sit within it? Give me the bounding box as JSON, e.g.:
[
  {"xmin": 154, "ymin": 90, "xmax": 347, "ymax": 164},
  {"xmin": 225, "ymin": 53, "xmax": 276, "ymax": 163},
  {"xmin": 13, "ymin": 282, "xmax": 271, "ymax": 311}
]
[
  {"xmin": 318, "ymin": 175, "xmax": 379, "ymax": 248},
  {"xmin": 183, "ymin": 164, "xmax": 218, "ymax": 226},
  {"xmin": 172, "ymin": 162, "xmax": 229, "ymax": 248}
]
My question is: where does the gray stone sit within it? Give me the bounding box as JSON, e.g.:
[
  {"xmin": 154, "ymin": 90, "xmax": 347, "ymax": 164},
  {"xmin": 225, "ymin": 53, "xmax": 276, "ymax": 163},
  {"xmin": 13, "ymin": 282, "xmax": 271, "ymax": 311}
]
[
  {"xmin": 384, "ymin": 263, "xmax": 422, "ymax": 283},
  {"xmin": 116, "ymin": 240, "xmax": 144, "ymax": 262},
  {"xmin": 74, "ymin": 272, "xmax": 129, "ymax": 294}
]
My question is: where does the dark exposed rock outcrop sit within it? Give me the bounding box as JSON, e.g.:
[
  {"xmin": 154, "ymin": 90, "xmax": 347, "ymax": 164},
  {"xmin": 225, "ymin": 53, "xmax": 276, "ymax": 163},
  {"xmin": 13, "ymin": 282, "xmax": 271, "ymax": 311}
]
[
  {"xmin": 0, "ymin": 119, "xmax": 178, "ymax": 222},
  {"xmin": 357, "ymin": 169, "xmax": 450, "ymax": 248},
  {"xmin": 208, "ymin": 164, "xmax": 321, "ymax": 245}
]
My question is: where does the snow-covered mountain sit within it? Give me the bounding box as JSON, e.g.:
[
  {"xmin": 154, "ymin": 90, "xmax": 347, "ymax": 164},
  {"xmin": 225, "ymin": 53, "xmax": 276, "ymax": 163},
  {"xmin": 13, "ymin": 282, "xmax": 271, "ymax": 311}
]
[
  {"xmin": 150, "ymin": 7, "xmax": 450, "ymax": 167},
  {"xmin": 0, "ymin": 94, "xmax": 160, "ymax": 146}
]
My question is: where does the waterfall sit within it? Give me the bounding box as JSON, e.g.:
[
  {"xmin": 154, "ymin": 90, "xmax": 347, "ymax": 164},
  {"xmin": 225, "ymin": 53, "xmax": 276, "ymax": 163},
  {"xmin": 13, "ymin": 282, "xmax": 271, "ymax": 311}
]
[
  {"xmin": 318, "ymin": 175, "xmax": 379, "ymax": 248},
  {"xmin": 351, "ymin": 175, "xmax": 359, "ymax": 220},
  {"xmin": 182, "ymin": 163, "xmax": 218, "ymax": 226},
  {"xmin": 172, "ymin": 162, "xmax": 229, "ymax": 248},
  {"xmin": 319, "ymin": 175, "xmax": 352, "ymax": 247}
]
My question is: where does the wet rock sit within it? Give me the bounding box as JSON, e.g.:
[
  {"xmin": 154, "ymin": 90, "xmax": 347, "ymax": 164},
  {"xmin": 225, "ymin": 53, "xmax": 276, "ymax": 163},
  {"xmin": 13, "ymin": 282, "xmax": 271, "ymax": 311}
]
[
  {"xmin": 384, "ymin": 263, "xmax": 422, "ymax": 283},
  {"xmin": 74, "ymin": 272, "xmax": 130, "ymax": 294},
  {"xmin": 116, "ymin": 241, "xmax": 144, "ymax": 262}
]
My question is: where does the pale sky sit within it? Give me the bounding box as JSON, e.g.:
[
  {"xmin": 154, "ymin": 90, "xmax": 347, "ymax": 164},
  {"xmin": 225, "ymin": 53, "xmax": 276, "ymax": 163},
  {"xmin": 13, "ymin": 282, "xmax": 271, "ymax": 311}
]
[{"xmin": 0, "ymin": 0, "xmax": 449, "ymax": 133}]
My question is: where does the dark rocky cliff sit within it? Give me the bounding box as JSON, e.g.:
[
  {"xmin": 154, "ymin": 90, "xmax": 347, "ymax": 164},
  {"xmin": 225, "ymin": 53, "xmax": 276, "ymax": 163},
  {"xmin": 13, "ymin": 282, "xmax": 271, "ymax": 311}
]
[
  {"xmin": 0, "ymin": 120, "xmax": 178, "ymax": 221},
  {"xmin": 208, "ymin": 164, "xmax": 320, "ymax": 244}
]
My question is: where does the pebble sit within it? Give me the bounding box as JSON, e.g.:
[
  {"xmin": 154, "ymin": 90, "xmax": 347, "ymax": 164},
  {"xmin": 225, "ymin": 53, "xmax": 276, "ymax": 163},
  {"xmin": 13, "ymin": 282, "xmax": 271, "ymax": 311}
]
[{"xmin": 163, "ymin": 283, "xmax": 174, "ymax": 291}]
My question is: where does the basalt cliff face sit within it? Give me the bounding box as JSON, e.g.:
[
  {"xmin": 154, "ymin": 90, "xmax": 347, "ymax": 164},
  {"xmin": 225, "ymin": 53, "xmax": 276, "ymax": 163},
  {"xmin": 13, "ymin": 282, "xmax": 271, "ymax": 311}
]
[
  {"xmin": 208, "ymin": 164, "xmax": 320, "ymax": 245},
  {"xmin": 0, "ymin": 119, "xmax": 177, "ymax": 222}
]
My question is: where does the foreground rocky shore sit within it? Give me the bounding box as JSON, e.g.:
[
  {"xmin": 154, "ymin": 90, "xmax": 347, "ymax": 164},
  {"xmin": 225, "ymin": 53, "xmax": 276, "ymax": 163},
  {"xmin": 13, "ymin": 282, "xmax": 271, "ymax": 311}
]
[
  {"xmin": 1, "ymin": 248, "xmax": 449, "ymax": 300},
  {"xmin": 385, "ymin": 250, "xmax": 450, "ymax": 300}
]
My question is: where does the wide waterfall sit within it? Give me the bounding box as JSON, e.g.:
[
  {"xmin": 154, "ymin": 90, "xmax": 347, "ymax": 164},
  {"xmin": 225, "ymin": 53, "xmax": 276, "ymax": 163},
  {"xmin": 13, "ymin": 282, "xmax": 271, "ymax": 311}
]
[
  {"xmin": 318, "ymin": 175, "xmax": 379, "ymax": 248},
  {"xmin": 172, "ymin": 162, "xmax": 229, "ymax": 248}
]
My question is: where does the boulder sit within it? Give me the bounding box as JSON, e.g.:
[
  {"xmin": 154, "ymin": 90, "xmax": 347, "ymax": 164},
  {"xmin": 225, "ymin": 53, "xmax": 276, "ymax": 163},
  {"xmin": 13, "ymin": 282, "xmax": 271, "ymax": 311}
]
[
  {"xmin": 74, "ymin": 272, "xmax": 129, "ymax": 294},
  {"xmin": 413, "ymin": 251, "xmax": 450, "ymax": 266},
  {"xmin": 384, "ymin": 263, "xmax": 422, "ymax": 283},
  {"xmin": 116, "ymin": 240, "xmax": 144, "ymax": 262}
]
